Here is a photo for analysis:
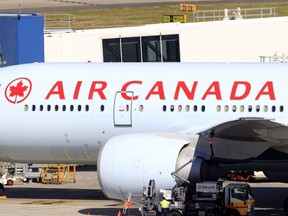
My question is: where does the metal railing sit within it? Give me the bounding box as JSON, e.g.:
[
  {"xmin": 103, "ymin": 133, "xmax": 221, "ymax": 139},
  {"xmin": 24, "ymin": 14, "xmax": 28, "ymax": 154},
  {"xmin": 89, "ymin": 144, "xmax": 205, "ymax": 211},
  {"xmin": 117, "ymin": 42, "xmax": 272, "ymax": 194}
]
[
  {"xmin": 260, "ymin": 53, "xmax": 288, "ymax": 63},
  {"xmin": 44, "ymin": 14, "xmax": 75, "ymax": 29},
  {"xmin": 193, "ymin": 7, "xmax": 277, "ymax": 22}
]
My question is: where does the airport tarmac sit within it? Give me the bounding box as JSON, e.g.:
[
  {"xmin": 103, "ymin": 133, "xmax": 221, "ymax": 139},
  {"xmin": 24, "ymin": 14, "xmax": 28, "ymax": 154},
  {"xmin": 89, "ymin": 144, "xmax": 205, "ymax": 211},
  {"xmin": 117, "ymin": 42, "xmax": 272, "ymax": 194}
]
[{"xmin": 0, "ymin": 167, "xmax": 287, "ymax": 216}]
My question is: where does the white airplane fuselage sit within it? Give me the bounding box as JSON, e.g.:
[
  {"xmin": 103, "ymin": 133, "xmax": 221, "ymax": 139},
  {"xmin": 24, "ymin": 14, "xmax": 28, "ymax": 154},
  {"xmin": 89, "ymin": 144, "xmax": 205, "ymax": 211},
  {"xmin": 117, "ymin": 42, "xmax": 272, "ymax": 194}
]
[{"xmin": 0, "ymin": 62, "xmax": 287, "ymax": 165}]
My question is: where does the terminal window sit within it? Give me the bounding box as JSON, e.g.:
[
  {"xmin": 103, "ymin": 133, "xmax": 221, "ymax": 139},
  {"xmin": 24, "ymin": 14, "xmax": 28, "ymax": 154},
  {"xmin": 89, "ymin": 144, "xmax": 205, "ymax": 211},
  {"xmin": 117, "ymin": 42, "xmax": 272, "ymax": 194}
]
[{"xmin": 103, "ymin": 34, "xmax": 180, "ymax": 62}]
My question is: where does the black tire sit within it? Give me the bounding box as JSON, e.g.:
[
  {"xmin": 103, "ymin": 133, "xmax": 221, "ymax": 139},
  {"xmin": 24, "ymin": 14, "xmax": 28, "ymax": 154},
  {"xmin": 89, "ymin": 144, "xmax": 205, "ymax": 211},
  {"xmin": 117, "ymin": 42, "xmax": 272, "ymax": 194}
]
[
  {"xmin": 0, "ymin": 184, "xmax": 5, "ymax": 196},
  {"xmin": 230, "ymin": 209, "xmax": 240, "ymax": 216},
  {"xmin": 283, "ymin": 197, "xmax": 288, "ymax": 215},
  {"xmin": 7, "ymin": 179, "xmax": 13, "ymax": 186},
  {"xmin": 169, "ymin": 210, "xmax": 182, "ymax": 216},
  {"xmin": 224, "ymin": 208, "xmax": 240, "ymax": 216}
]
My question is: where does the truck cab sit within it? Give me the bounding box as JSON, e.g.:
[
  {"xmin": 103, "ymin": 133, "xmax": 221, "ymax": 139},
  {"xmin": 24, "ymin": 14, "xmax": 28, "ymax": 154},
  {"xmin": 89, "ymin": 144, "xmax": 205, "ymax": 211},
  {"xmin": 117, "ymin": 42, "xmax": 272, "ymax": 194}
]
[
  {"xmin": 223, "ymin": 183, "xmax": 255, "ymax": 216},
  {"xmin": 183, "ymin": 181, "xmax": 255, "ymax": 216}
]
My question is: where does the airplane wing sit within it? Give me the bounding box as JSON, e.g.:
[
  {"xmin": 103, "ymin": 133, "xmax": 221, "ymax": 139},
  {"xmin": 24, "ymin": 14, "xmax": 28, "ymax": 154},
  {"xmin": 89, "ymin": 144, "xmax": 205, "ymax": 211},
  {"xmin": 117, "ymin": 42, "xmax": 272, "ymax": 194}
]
[
  {"xmin": 208, "ymin": 118, "xmax": 288, "ymax": 141},
  {"xmin": 197, "ymin": 118, "xmax": 288, "ymax": 161}
]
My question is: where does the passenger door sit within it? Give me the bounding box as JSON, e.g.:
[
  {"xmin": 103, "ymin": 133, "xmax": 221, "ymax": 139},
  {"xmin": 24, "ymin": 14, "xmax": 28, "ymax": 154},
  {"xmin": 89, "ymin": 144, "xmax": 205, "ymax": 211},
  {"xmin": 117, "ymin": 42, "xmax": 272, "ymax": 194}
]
[{"xmin": 113, "ymin": 91, "xmax": 133, "ymax": 126}]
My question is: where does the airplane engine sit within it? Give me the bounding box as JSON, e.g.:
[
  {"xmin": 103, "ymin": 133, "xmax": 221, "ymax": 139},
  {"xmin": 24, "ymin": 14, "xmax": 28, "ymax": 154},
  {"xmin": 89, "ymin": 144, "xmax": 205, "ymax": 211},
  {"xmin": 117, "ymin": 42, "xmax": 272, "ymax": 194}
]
[{"xmin": 97, "ymin": 133, "xmax": 197, "ymax": 202}]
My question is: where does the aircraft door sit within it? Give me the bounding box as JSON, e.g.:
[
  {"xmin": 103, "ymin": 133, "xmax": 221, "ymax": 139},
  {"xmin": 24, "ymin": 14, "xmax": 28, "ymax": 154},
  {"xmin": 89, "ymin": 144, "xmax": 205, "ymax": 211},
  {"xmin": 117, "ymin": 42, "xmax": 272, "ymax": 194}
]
[{"xmin": 113, "ymin": 91, "xmax": 133, "ymax": 126}]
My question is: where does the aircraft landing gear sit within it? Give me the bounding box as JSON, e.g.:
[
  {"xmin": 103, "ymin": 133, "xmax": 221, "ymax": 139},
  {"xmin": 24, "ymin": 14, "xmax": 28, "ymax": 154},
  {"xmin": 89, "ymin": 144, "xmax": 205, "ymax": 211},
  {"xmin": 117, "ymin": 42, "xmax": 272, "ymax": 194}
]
[{"xmin": 283, "ymin": 197, "xmax": 288, "ymax": 215}]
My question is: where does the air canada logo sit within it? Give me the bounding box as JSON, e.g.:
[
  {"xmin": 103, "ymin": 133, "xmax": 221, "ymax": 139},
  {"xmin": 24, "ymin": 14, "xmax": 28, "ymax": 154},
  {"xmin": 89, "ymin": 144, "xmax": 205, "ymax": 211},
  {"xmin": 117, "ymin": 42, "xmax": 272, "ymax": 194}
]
[{"xmin": 5, "ymin": 78, "xmax": 32, "ymax": 104}]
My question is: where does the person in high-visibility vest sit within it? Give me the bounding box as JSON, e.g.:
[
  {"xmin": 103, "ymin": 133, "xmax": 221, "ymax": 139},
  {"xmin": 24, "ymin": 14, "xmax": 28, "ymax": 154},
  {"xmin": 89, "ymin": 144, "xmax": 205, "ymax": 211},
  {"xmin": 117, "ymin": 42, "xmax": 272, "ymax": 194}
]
[{"xmin": 160, "ymin": 197, "xmax": 170, "ymax": 216}]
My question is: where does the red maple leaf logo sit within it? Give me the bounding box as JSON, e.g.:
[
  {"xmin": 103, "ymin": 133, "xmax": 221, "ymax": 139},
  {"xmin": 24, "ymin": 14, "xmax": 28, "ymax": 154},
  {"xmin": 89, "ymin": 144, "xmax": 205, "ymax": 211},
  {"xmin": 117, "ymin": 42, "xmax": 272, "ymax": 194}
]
[
  {"xmin": 5, "ymin": 78, "xmax": 32, "ymax": 104},
  {"xmin": 9, "ymin": 81, "xmax": 28, "ymax": 98}
]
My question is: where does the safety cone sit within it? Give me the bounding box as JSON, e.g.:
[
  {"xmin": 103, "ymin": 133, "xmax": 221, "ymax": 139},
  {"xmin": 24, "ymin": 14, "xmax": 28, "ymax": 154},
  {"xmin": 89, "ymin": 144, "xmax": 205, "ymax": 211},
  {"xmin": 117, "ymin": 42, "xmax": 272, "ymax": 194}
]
[{"xmin": 117, "ymin": 210, "xmax": 122, "ymax": 216}]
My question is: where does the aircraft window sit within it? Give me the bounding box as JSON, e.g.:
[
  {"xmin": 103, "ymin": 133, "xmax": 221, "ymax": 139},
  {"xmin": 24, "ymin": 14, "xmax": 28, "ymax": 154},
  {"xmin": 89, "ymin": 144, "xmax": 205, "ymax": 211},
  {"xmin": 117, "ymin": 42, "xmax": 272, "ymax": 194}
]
[
  {"xmin": 32, "ymin": 105, "xmax": 36, "ymax": 111},
  {"xmin": 170, "ymin": 105, "xmax": 174, "ymax": 112},
  {"xmin": 163, "ymin": 105, "xmax": 167, "ymax": 112},
  {"xmin": 263, "ymin": 105, "xmax": 268, "ymax": 112},
  {"xmin": 224, "ymin": 105, "xmax": 229, "ymax": 112},
  {"xmin": 24, "ymin": 105, "xmax": 28, "ymax": 111},
  {"xmin": 216, "ymin": 105, "xmax": 221, "ymax": 112},
  {"xmin": 193, "ymin": 105, "xmax": 197, "ymax": 112},
  {"xmin": 272, "ymin": 105, "xmax": 276, "ymax": 112},
  {"xmin": 178, "ymin": 105, "xmax": 182, "ymax": 112},
  {"xmin": 47, "ymin": 105, "xmax": 51, "ymax": 112},
  {"xmin": 62, "ymin": 105, "xmax": 66, "ymax": 112},
  {"xmin": 240, "ymin": 105, "xmax": 244, "ymax": 112},
  {"xmin": 248, "ymin": 105, "xmax": 252, "ymax": 112},
  {"xmin": 55, "ymin": 105, "xmax": 59, "ymax": 112},
  {"xmin": 101, "ymin": 105, "xmax": 105, "ymax": 112},
  {"xmin": 78, "ymin": 105, "xmax": 82, "ymax": 112},
  {"xmin": 70, "ymin": 105, "xmax": 74, "ymax": 112},
  {"xmin": 185, "ymin": 105, "xmax": 190, "ymax": 112},
  {"xmin": 256, "ymin": 105, "xmax": 260, "ymax": 112},
  {"xmin": 40, "ymin": 105, "xmax": 44, "ymax": 112},
  {"xmin": 201, "ymin": 105, "xmax": 205, "ymax": 112},
  {"xmin": 280, "ymin": 105, "xmax": 284, "ymax": 112},
  {"xmin": 85, "ymin": 105, "xmax": 89, "ymax": 112},
  {"xmin": 139, "ymin": 105, "xmax": 144, "ymax": 112},
  {"xmin": 232, "ymin": 105, "xmax": 237, "ymax": 112}
]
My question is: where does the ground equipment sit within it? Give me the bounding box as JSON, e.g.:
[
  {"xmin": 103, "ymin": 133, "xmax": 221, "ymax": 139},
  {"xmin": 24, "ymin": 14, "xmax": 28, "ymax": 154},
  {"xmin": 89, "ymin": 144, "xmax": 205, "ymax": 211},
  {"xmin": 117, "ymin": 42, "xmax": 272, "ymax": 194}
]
[{"xmin": 141, "ymin": 180, "xmax": 255, "ymax": 216}]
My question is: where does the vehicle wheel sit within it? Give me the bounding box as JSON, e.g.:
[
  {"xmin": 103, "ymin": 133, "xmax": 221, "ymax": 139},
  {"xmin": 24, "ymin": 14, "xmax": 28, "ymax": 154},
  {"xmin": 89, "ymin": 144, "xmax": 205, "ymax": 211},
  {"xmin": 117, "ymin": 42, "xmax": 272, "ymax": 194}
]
[
  {"xmin": 169, "ymin": 210, "xmax": 182, "ymax": 216},
  {"xmin": 283, "ymin": 197, "xmax": 288, "ymax": 215},
  {"xmin": 7, "ymin": 179, "xmax": 13, "ymax": 186},
  {"xmin": 224, "ymin": 209, "xmax": 240, "ymax": 216},
  {"xmin": 0, "ymin": 184, "xmax": 5, "ymax": 196},
  {"xmin": 230, "ymin": 209, "xmax": 240, "ymax": 216}
]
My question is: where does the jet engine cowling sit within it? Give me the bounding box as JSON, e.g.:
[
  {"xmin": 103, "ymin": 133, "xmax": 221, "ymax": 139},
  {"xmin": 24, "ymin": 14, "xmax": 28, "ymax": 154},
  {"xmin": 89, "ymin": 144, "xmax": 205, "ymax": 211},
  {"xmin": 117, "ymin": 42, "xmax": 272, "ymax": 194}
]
[{"xmin": 97, "ymin": 133, "xmax": 196, "ymax": 202}]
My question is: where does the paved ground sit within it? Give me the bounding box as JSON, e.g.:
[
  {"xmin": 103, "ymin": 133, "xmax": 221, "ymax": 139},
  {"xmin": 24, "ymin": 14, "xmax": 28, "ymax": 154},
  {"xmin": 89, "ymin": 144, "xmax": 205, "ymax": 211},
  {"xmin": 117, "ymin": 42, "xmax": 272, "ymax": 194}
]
[
  {"xmin": 0, "ymin": 0, "xmax": 286, "ymax": 12},
  {"xmin": 0, "ymin": 167, "xmax": 287, "ymax": 216}
]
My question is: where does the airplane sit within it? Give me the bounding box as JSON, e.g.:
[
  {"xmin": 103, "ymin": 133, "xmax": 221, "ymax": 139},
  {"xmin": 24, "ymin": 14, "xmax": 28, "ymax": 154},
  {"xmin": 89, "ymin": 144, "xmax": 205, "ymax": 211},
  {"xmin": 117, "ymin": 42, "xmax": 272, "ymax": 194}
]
[{"xmin": 0, "ymin": 62, "xmax": 288, "ymax": 211}]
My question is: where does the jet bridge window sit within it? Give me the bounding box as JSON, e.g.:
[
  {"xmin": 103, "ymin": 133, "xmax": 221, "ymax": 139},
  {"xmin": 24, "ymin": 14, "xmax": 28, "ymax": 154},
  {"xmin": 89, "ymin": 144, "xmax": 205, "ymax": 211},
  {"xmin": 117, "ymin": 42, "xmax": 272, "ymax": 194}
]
[
  {"xmin": 103, "ymin": 37, "xmax": 141, "ymax": 62},
  {"xmin": 142, "ymin": 36, "xmax": 161, "ymax": 62},
  {"xmin": 103, "ymin": 34, "xmax": 180, "ymax": 62},
  {"xmin": 161, "ymin": 35, "xmax": 180, "ymax": 62},
  {"xmin": 122, "ymin": 37, "xmax": 141, "ymax": 62},
  {"xmin": 103, "ymin": 38, "xmax": 121, "ymax": 62},
  {"xmin": 142, "ymin": 35, "xmax": 180, "ymax": 62}
]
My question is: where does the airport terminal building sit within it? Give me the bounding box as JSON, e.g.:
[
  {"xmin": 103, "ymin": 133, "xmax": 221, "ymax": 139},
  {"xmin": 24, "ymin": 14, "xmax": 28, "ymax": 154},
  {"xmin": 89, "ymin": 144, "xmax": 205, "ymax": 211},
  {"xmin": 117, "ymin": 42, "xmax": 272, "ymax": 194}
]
[{"xmin": 1, "ymin": 10, "xmax": 288, "ymax": 66}]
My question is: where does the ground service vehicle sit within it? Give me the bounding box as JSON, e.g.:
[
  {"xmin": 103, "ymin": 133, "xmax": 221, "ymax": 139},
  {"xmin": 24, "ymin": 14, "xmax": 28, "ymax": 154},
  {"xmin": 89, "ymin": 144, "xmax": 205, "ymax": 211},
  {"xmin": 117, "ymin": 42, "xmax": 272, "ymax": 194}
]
[
  {"xmin": 0, "ymin": 174, "xmax": 14, "ymax": 186},
  {"xmin": 141, "ymin": 180, "xmax": 255, "ymax": 216}
]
